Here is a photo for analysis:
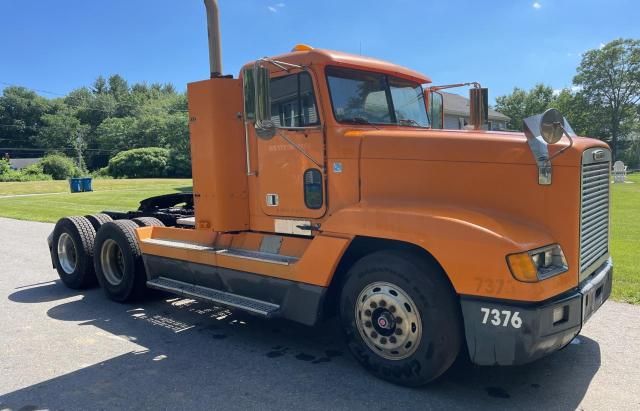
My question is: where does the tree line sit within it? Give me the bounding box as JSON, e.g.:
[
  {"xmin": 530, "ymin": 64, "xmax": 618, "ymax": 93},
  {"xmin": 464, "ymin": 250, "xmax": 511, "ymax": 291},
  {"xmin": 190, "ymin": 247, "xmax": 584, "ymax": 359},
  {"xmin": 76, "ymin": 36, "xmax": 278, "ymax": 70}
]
[
  {"xmin": 0, "ymin": 74, "xmax": 190, "ymax": 177},
  {"xmin": 495, "ymin": 39, "xmax": 640, "ymax": 167}
]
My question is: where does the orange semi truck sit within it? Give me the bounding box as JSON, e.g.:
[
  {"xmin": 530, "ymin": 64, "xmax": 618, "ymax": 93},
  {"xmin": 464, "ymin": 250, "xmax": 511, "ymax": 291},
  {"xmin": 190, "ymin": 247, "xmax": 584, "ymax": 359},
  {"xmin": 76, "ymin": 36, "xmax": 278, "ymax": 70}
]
[{"xmin": 47, "ymin": 0, "xmax": 612, "ymax": 386}]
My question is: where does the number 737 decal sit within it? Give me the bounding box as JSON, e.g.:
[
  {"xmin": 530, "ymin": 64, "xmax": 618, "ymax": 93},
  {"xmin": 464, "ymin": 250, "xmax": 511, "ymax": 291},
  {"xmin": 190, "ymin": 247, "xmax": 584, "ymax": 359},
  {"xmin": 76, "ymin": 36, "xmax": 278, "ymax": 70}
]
[{"xmin": 480, "ymin": 308, "xmax": 523, "ymax": 329}]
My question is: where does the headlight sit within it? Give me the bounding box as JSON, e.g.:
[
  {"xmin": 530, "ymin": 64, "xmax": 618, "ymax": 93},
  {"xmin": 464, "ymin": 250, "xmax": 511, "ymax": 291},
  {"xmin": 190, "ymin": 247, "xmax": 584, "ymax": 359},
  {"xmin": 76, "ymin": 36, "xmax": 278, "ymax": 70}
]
[{"xmin": 507, "ymin": 244, "xmax": 568, "ymax": 282}]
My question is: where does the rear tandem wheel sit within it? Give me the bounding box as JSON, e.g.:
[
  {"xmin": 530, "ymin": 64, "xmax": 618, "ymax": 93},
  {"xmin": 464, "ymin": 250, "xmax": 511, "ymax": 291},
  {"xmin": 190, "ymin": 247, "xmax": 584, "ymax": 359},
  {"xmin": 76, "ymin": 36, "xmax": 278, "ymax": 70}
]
[
  {"xmin": 94, "ymin": 220, "xmax": 148, "ymax": 302},
  {"xmin": 51, "ymin": 216, "xmax": 97, "ymax": 289}
]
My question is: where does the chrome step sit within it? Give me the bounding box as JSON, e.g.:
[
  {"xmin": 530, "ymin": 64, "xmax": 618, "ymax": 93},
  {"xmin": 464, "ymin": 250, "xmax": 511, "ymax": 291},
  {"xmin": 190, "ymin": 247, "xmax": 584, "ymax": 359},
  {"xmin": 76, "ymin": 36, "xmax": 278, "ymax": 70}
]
[
  {"xmin": 147, "ymin": 277, "xmax": 280, "ymax": 317},
  {"xmin": 215, "ymin": 248, "xmax": 298, "ymax": 266}
]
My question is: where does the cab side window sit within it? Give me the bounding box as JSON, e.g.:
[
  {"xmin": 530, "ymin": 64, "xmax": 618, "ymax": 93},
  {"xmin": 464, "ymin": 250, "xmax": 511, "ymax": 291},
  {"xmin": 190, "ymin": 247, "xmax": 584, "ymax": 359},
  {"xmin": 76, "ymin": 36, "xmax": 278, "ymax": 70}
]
[{"xmin": 270, "ymin": 72, "xmax": 319, "ymax": 127}]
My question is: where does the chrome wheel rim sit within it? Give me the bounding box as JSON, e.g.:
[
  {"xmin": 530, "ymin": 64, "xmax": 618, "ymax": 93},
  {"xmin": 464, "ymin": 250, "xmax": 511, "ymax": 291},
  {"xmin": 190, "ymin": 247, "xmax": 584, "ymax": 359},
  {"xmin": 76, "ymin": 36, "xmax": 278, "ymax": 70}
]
[
  {"xmin": 355, "ymin": 281, "xmax": 422, "ymax": 360},
  {"xmin": 57, "ymin": 232, "xmax": 78, "ymax": 274},
  {"xmin": 101, "ymin": 239, "xmax": 125, "ymax": 286}
]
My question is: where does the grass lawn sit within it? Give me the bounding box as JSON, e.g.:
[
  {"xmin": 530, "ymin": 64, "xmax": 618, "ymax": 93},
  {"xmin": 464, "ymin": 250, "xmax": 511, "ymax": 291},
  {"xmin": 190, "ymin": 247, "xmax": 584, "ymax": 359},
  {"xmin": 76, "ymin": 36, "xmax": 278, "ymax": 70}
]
[
  {"xmin": 610, "ymin": 173, "xmax": 640, "ymax": 304},
  {"xmin": 0, "ymin": 175, "xmax": 638, "ymax": 304},
  {"xmin": 0, "ymin": 179, "xmax": 192, "ymax": 222}
]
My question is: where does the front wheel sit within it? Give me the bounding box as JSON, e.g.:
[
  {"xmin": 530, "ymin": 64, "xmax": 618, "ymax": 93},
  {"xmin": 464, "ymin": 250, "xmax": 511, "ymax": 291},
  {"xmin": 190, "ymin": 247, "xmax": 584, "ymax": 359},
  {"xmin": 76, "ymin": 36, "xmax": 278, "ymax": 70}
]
[{"xmin": 339, "ymin": 250, "xmax": 462, "ymax": 386}]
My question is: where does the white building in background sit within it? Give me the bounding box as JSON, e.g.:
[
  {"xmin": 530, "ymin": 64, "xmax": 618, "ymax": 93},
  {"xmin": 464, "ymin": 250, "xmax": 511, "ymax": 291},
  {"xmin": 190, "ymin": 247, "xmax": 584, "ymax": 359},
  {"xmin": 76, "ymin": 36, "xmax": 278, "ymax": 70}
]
[
  {"xmin": 442, "ymin": 92, "xmax": 510, "ymax": 131},
  {"xmin": 8, "ymin": 158, "xmax": 41, "ymax": 170}
]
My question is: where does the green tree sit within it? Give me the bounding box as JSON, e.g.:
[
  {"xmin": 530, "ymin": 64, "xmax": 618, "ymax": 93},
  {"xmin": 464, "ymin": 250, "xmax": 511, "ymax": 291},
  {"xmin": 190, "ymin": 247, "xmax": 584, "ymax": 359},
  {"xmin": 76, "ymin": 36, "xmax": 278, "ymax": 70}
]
[
  {"xmin": 2, "ymin": 74, "xmax": 190, "ymax": 173},
  {"xmin": 574, "ymin": 39, "xmax": 640, "ymax": 160},
  {"xmin": 95, "ymin": 117, "xmax": 138, "ymax": 152},
  {"xmin": 495, "ymin": 84, "xmax": 554, "ymax": 130},
  {"xmin": 550, "ymin": 89, "xmax": 606, "ymax": 137},
  {"xmin": 37, "ymin": 109, "xmax": 89, "ymax": 152},
  {"xmin": 0, "ymin": 86, "xmax": 51, "ymax": 152}
]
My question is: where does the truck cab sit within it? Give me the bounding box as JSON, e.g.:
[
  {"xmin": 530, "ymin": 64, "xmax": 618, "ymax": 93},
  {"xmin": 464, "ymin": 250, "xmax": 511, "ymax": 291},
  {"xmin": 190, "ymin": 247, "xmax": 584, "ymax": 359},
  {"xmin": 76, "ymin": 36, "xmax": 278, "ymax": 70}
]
[{"xmin": 47, "ymin": 1, "xmax": 613, "ymax": 387}]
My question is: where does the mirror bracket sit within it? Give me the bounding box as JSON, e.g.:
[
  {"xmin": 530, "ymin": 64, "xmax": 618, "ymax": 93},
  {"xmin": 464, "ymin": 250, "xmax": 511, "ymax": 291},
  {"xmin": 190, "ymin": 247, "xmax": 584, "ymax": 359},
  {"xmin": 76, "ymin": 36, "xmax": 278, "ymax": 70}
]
[{"xmin": 523, "ymin": 112, "xmax": 576, "ymax": 185}]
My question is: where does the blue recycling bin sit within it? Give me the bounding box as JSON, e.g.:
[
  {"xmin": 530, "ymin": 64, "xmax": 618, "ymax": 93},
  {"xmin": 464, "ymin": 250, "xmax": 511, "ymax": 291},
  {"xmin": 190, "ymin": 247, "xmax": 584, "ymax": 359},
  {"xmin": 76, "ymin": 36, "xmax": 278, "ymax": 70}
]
[
  {"xmin": 80, "ymin": 177, "xmax": 93, "ymax": 192},
  {"xmin": 69, "ymin": 177, "xmax": 93, "ymax": 193},
  {"xmin": 69, "ymin": 178, "xmax": 82, "ymax": 193}
]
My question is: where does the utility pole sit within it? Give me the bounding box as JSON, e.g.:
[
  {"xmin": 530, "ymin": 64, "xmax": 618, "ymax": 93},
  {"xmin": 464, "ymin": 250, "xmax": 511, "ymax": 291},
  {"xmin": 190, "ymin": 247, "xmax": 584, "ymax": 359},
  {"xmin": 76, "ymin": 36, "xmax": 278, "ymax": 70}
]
[{"xmin": 74, "ymin": 130, "xmax": 87, "ymax": 175}]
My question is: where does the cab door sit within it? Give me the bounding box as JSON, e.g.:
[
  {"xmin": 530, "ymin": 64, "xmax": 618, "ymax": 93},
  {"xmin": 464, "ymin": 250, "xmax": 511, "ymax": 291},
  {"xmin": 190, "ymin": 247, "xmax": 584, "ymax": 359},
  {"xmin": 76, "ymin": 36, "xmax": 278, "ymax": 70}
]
[{"xmin": 255, "ymin": 70, "xmax": 326, "ymax": 219}]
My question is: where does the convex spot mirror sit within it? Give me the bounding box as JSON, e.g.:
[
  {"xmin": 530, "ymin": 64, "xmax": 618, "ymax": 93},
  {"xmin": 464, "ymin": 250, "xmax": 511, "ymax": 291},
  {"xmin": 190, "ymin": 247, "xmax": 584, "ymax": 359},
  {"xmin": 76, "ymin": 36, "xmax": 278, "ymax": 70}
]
[
  {"xmin": 243, "ymin": 65, "xmax": 275, "ymax": 139},
  {"xmin": 469, "ymin": 87, "xmax": 489, "ymax": 129},
  {"xmin": 540, "ymin": 108, "xmax": 565, "ymax": 144}
]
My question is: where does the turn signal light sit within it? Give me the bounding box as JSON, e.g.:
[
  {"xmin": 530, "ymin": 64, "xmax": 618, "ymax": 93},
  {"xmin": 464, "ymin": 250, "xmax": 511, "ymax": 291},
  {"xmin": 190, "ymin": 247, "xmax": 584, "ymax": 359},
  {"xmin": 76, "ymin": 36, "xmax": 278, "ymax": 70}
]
[
  {"xmin": 507, "ymin": 244, "xmax": 569, "ymax": 282},
  {"xmin": 507, "ymin": 253, "xmax": 539, "ymax": 282}
]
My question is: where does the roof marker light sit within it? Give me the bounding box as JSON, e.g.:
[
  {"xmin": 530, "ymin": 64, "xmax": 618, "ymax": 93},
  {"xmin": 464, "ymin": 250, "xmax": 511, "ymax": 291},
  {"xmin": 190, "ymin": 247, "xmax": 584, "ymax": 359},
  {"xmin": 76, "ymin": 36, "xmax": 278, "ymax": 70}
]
[{"xmin": 292, "ymin": 44, "xmax": 314, "ymax": 52}]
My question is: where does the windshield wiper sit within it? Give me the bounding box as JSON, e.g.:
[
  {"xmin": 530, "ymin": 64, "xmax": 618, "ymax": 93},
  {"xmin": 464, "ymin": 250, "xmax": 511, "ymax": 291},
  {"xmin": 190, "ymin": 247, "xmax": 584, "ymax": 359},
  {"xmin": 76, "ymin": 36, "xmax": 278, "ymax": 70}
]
[
  {"xmin": 341, "ymin": 117, "xmax": 380, "ymax": 129},
  {"xmin": 398, "ymin": 119, "xmax": 427, "ymax": 128}
]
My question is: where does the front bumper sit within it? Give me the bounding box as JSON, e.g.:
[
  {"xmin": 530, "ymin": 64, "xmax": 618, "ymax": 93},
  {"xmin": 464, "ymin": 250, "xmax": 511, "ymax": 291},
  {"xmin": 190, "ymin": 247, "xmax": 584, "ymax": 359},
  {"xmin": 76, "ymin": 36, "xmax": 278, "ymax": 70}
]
[{"xmin": 460, "ymin": 257, "xmax": 612, "ymax": 366}]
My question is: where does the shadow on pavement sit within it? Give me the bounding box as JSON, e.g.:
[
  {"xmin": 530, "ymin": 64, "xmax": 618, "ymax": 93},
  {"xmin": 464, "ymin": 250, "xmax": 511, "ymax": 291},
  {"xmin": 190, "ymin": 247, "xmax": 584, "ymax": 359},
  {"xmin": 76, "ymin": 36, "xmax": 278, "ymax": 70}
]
[{"xmin": 1, "ymin": 282, "xmax": 601, "ymax": 410}]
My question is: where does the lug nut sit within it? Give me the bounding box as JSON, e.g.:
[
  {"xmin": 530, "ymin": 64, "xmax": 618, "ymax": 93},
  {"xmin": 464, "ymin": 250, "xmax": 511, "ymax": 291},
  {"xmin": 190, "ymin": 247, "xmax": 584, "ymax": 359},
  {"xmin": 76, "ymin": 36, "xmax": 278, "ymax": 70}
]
[
  {"xmin": 369, "ymin": 302, "xmax": 377, "ymax": 309},
  {"xmin": 365, "ymin": 320, "xmax": 372, "ymax": 328},
  {"xmin": 389, "ymin": 305, "xmax": 396, "ymax": 313},
  {"xmin": 395, "ymin": 317, "xmax": 403, "ymax": 324},
  {"xmin": 379, "ymin": 300, "xmax": 387, "ymax": 307},
  {"xmin": 370, "ymin": 331, "xmax": 378, "ymax": 338},
  {"xmin": 364, "ymin": 309, "xmax": 372, "ymax": 317},
  {"xmin": 389, "ymin": 336, "xmax": 397, "ymax": 344},
  {"xmin": 395, "ymin": 328, "xmax": 403, "ymax": 336},
  {"xmin": 380, "ymin": 337, "xmax": 387, "ymax": 344}
]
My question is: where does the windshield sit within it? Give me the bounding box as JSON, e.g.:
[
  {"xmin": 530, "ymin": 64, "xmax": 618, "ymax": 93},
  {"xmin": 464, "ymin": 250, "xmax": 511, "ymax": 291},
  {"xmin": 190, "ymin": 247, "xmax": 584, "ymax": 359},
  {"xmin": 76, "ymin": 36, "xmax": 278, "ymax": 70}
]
[{"xmin": 326, "ymin": 66, "xmax": 429, "ymax": 128}]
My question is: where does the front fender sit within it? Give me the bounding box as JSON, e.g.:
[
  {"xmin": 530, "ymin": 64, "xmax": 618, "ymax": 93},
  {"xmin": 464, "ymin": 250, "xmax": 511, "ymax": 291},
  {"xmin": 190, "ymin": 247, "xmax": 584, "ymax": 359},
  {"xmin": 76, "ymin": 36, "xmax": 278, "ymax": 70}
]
[{"xmin": 322, "ymin": 203, "xmax": 573, "ymax": 302}]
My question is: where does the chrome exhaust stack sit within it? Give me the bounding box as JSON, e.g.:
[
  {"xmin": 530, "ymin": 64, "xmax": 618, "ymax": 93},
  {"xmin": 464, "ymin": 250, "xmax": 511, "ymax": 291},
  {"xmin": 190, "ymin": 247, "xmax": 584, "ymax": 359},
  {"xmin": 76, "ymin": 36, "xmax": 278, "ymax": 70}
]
[{"xmin": 204, "ymin": 0, "xmax": 223, "ymax": 77}]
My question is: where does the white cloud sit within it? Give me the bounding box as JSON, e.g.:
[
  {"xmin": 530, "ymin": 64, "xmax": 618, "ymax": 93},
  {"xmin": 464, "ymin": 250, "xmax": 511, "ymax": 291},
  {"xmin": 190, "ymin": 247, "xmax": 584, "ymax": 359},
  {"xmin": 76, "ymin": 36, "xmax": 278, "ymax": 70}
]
[
  {"xmin": 599, "ymin": 42, "xmax": 606, "ymax": 49},
  {"xmin": 268, "ymin": 3, "xmax": 285, "ymax": 12},
  {"xmin": 553, "ymin": 85, "xmax": 582, "ymax": 96},
  {"xmin": 532, "ymin": 2, "xmax": 542, "ymax": 9}
]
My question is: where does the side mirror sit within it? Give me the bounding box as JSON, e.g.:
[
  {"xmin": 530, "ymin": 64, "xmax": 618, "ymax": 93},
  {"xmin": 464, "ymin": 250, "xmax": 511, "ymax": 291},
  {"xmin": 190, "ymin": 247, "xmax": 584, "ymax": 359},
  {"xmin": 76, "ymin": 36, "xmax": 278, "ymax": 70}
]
[
  {"xmin": 429, "ymin": 90, "xmax": 444, "ymax": 129},
  {"xmin": 469, "ymin": 87, "xmax": 488, "ymax": 130},
  {"xmin": 539, "ymin": 108, "xmax": 564, "ymax": 144},
  {"xmin": 242, "ymin": 65, "xmax": 275, "ymax": 139}
]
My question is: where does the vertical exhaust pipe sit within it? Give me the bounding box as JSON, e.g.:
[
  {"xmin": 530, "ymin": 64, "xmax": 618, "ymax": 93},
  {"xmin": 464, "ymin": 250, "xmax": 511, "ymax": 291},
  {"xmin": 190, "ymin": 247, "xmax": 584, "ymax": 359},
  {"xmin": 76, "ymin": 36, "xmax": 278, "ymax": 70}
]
[{"xmin": 204, "ymin": 0, "xmax": 222, "ymax": 77}]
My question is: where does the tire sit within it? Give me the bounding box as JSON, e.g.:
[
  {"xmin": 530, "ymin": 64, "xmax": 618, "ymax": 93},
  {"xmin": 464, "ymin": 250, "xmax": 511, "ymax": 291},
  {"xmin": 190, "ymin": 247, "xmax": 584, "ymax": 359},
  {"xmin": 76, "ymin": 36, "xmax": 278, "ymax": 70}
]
[
  {"xmin": 339, "ymin": 250, "xmax": 462, "ymax": 387},
  {"xmin": 131, "ymin": 217, "xmax": 165, "ymax": 227},
  {"xmin": 85, "ymin": 213, "xmax": 113, "ymax": 231},
  {"xmin": 94, "ymin": 220, "xmax": 147, "ymax": 302},
  {"xmin": 51, "ymin": 216, "xmax": 97, "ymax": 289}
]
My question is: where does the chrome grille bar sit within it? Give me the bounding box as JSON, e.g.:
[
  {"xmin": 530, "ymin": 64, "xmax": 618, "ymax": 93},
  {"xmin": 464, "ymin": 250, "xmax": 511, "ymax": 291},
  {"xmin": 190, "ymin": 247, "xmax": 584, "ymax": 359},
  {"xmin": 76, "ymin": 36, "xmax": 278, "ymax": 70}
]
[{"xmin": 579, "ymin": 148, "xmax": 611, "ymax": 280}]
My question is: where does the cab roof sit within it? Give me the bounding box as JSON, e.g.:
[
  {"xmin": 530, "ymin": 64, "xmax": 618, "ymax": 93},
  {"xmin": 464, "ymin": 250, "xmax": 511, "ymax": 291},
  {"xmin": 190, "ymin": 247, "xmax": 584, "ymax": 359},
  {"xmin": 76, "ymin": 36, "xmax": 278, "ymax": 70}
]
[{"xmin": 248, "ymin": 47, "xmax": 431, "ymax": 85}]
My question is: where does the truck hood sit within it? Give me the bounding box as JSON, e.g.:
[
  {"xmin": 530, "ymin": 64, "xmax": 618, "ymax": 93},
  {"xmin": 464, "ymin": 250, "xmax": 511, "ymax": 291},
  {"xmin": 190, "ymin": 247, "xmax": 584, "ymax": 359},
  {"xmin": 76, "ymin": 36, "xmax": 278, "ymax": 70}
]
[{"xmin": 349, "ymin": 128, "xmax": 608, "ymax": 167}]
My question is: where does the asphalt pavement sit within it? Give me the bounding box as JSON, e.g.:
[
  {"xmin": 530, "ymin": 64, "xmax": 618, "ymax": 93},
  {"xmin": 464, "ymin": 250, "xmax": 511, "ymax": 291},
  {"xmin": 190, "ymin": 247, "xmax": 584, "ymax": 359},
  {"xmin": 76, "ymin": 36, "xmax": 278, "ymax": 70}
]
[{"xmin": 1, "ymin": 217, "xmax": 639, "ymax": 410}]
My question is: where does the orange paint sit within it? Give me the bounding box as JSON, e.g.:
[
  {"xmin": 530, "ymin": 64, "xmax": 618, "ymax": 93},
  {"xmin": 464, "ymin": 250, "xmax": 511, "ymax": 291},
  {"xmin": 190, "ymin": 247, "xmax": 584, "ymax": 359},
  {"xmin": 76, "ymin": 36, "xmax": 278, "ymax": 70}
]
[{"xmin": 138, "ymin": 47, "xmax": 610, "ymax": 304}]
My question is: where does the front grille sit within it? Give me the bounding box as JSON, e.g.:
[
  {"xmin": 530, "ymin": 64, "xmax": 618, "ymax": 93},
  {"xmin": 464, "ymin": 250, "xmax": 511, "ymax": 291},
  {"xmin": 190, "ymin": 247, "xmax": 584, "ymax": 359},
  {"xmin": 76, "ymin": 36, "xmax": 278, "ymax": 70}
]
[{"xmin": 579, "ymin": 151, "xmax": 611, "ymax": 277}]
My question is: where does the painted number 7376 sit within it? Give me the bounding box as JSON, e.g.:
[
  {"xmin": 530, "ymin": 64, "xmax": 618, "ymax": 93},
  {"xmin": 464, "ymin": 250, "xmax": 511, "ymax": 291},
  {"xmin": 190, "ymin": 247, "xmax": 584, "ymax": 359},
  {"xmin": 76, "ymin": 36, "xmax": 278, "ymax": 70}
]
[{"xmin": 480, "ymin": 308, "xmax": 523, "ymax": 329}]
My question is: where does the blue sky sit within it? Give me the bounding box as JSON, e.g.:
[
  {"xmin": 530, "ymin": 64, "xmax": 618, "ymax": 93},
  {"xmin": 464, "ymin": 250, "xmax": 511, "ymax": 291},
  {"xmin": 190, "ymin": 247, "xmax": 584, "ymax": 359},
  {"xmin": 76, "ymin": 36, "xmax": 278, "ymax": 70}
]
[{"xmin": 1, "ymin": 0, "xmax": 639, "ymax": 101}]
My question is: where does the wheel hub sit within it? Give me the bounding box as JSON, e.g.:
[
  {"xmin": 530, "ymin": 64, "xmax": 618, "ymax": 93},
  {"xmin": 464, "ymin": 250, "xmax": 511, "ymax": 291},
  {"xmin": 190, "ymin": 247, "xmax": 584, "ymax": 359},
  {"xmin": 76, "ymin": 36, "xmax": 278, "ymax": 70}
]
[
  {"xmin": 372, "ymin": 308, "xmax": 396, "ymax": 336},
  {"xmin": 101, "ymin": 239, "xmax": 125, "ymax": 286},
  {"xmin": 355, "ymin": 282, "xmax": 422, "ymax": 360},
  {"xmin": 57, "ymin": 232, "xmax": 78, "ymax": 274}
]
